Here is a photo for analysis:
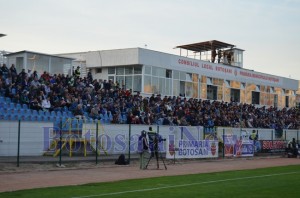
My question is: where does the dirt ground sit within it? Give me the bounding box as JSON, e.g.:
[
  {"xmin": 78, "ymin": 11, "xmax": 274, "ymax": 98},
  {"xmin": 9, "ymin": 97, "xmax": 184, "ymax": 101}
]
[{"xmin": 0, "ymin": 156, "xmax": 300, "ymax": 193}]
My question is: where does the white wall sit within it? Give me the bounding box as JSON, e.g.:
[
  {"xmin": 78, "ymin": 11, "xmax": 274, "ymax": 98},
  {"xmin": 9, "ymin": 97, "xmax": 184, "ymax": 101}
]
[{"xmin": 0, "ymin": 121, "xmax": 53, "ymax": 156}]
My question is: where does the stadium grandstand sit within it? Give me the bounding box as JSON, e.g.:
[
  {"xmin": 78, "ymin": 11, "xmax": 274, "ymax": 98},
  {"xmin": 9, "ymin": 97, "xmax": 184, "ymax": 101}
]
[{"xmin": 0, "ymin": 40, "xmax": 299, "ymax": 131}]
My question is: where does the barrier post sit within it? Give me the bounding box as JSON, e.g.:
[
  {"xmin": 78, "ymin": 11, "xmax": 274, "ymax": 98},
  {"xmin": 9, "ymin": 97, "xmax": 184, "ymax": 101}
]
[
  {"xmin": 17, "ymin": 119, "xmax": 21, "ymax": 167},
  {"xmin": 96, "ymin": 121, "xmax": 99, "ymax": 165},
  {"xmin": 59, "ymin": 120, "xmax": 62, "ymax": 166},
  {"xmin": 128, "ymin": 124, "xmax": 131, "ymax": 164},
  {"xmin": 271, "ymin": 130, "xmax": 274, "ymax": 155},
  {"xmin": 284, "ymin": 130, "xmax": 286, "ymax": 141},
  {"xmin": 222, "ymin": 129, "xmax": 225, "ymax": 159}
]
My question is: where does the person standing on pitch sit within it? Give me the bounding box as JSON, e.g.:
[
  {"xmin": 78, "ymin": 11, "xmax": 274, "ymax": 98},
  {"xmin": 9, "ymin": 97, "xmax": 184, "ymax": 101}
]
[{"xmin": 138, "ymin": 130, "xmax": 149, "ymax": 169}]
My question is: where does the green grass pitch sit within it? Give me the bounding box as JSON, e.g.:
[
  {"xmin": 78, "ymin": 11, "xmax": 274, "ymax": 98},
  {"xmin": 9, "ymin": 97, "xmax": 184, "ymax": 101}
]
[{"xmin": 1, "ymin": 165, "xmax": 300, "ymax": 198}]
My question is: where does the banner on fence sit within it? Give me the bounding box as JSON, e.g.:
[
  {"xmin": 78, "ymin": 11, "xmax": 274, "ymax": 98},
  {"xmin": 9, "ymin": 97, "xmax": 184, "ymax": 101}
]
[
  {"xmin": 166, "ymin": 139, "xmax": 219, "ymax": 159},
  {"xmin": 261, "ymin": 140, "xmax": 286, "ymax": 153},
  {"xmin": 223, "ymin": 134, "xmax": 254, "ymax": 157}
]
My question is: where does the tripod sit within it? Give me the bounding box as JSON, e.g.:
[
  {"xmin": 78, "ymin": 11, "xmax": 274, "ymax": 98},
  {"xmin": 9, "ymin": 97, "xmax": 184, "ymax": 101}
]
[{"xmin": 145, "ymin": 134, "xmax": 167, "ymax": 170}]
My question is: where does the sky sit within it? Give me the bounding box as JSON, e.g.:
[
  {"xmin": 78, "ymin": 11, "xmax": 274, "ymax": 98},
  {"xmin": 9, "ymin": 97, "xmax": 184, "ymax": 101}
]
[{"xmin": 1, "ymin": 0, "xmax": 300, "ymax": 79}]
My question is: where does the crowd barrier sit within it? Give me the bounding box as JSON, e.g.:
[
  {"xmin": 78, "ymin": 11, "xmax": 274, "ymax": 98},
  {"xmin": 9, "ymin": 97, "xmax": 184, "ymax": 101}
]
[{"xmin": 0, "ymin": 119, "xmax": 299, "ymax": 166}]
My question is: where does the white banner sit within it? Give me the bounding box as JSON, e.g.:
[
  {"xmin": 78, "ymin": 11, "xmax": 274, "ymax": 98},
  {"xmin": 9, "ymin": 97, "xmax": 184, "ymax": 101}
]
[{"xmin": 166, "ymin": 139, "xmax": 219, "ymax": 159}]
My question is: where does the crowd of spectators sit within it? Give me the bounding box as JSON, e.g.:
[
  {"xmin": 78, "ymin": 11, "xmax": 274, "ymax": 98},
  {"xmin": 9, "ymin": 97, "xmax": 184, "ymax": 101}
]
[{"xmin": 0, "ymin": 63, "xmax": 299, "ymax": 129}]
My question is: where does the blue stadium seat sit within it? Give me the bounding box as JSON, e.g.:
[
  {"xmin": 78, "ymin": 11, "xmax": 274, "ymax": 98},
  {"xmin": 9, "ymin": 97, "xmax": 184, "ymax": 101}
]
[
  {"xmin": 24, "ymin": 115, "xmax": 31, "ymax": 121},
  {"xmin": 39, "ymin": 110, "xmax": 45, "ymax": 116},
  {"xmin": 78, "ymin": 119, "xmax": 83, "ymax": 129},
  {"xmin": 9, "ymin": 103, "xmax": 15, "ymax": 109},
  {"xmin": 3, "ymin": 115, "xmax": 9, "ymax": 120},
  {"xmin": 5, "ymin": 97, "xmax": 11, "ymax": 103},
  {"xmin": 45, "ymin": 111, "xmax": 50, "ymax": 117},
  {"xmin": 7, "ymin": 114, "xmax": 13, "ymax": 120},
  {"xmin": 37, "ymin": 115, "xmax": 43, "ymax": 122},
  {"xmin": 32, "ymin": 110, "xmax": 38, "ymax": 116},
  {"xmin": 62, "ymin": 111, "xmax": 68, "ymax": 117},
  {"xmin": 22, "ymin": 104, "xmax": 28, "ymax": 109},
  {"xmin": 49, "ymin": 116, "xmax": 55, "ymax": 122},
  {"xmin": 56, "ymin": 111, "xmax": 62, "ymax": 117},
  {"xmin": 24, "ymin": 109, "xmax": 31, "ymax": 115},
  {"xmin": 0, "ymin": 97, "xmax": 4, "ymax": 103},
  {"xmin": 63, "ymin": 106, "xmax": 68, "ymax": 112},
  {"xmin": 51, "ymin": 111, "xmax": 56, "ymax": 117},
  {"xmin": 16, "ymin": 103, "xmax": 22, "ymax": 109},
  {"xmin": 53, "ymin": 120, "xmax": 60, "ymax": 129},
  {"xmin": 71, "ymin": 119, "xmax": 78, "ymax": 130},
  {"xmin": 20, "ymin": 115, "xmax": 27, "ymax": 121},
  {"xmin": 8, "ymin": 108, "xmax": 15, "ymax": 115},
  {"xmin": 31, "ymin": 115, "xmax": 38, "ymax": 121},
  {"xmin": 67, "ymin": 111, "xmax": 73, "ymax": 117},
  {"xmin": 2, "ymin": 103, "xmax": 8, "ymax": 109},
  {"xmin": 122, "ymin": 114, "xmax": 127, "ymax": 123}
]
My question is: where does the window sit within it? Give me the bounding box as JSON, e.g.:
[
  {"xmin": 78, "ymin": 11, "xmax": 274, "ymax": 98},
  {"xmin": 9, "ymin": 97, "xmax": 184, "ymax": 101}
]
[
  {"xmin": 108, "ymin": 67, "xmax": 115, "ymax": 74},
  {"xmin": 152, "ymin": 67, "xmax": 158, "ymax": 76},
  {"xmin": 256, "ymin": 85, "xmax": 260, "ymax": 92},
  {"xmin": 241, "ymin": 82, "xmax": 246, "ymax": 90},
  {"xmin": 144, "ymin": 76, "xmax": 152, "ymax": 93},
  {"xmin": 207, "ymin": 85, "xmax": 217, "ymax": 100},
  {"xmin": 252, "ymin": 91, "xmax": 260, "ymax": 105},
  {"xmin": 173, "ymin": 70, "xmax": 179, "ymax": 79},
  {"xmin": 207, "ymin": 77, "xmax": 213, "ymax": 85},
  {"xmin": 96, "ymin": 68, "xmax": 102, "ymax": 73},
  {"xmin": 116, "ymin": 67, "xmax": 124, "ymax": 75},
  {"xmin": 133, "ymin": 75, "xmax": 142, "ymax": 92},
  {"xmin": 116, "ymin": 76, "xmax": 125, "ymax": 86},
  {"xmin": 285, "ymin": 96, "xmax": 289, "ymax": 108},
  {"xmin": 133, "ymin": 66, "xmax": 142, "ymax": 74},
  {"xmin": 125, "ymin": 66, "xmax": 133, "ymax": 75},
  {"xmin": 166, "ymin": 69, "xmax": 172, "ymax": 78},
  {"xmin": 230, "ymin": 89, "xmax": 240, "ymax": 102},
  {"xmin": 144, "ymin": 65, "xmax": 151, "ymax": 75},
  {"xmin": 180, "ymin": 72, "xmax": 186, "ymax": 81},
  {"xmin": 186, "ymin": 73, "xmax": 192, "ymax": 81},
  {"xmin": 274, "ymin": 94, "xmax": 278, "ymax": 107},
  {"xmin": 225, "ymin": 80, "xmax": 231, "ymax": 87}
]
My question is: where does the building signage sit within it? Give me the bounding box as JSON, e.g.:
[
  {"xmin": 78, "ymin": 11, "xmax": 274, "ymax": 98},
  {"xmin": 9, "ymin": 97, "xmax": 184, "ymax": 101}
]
[{"xmin": 176, "ymin": 58, "xmax": 281, "ymax": 85}]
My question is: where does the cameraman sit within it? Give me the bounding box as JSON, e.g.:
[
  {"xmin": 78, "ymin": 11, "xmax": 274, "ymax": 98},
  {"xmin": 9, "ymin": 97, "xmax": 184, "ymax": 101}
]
[
  {"xmin": 138, "ymin": 130, "xmax": 149, "ymax": 170},
  {"xmin": 148, "ymin": 126, "xmax": 164, "ymax": 169}
]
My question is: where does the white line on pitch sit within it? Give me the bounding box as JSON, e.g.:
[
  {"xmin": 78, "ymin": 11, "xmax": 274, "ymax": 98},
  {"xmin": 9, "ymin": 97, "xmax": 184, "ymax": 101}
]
[{"xmin": 71, "ymin": 171, "xmax": 300, "ymax": 198}]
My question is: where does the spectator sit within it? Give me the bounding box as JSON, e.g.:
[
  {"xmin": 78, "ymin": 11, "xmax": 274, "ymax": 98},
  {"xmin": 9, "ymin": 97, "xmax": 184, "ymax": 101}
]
[
  {"xmin": 74, "ymin": 66, "xmax": 81, "ymax": 77},
  {"xmin": 41, "ymin": 96, "xmax": 52, "ymax": 111},
  {"xmin": 73, "ymin": 104, "xmax": 84, "ymax": 119},
  {"xmin": 9, "ymin": 64, "xmax": 17, "ymax": 83}
]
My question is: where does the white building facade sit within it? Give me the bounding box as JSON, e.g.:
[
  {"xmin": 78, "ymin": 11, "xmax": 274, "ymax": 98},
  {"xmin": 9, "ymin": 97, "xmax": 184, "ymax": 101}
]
[{"xmin": 60, "ymin": 48, "xmax": 299, "ymax": 109}]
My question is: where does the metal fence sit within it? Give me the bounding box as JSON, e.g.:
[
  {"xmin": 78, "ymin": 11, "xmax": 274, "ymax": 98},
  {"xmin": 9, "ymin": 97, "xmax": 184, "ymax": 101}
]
[{"xmin": 0, "ymin": 119, "xmax": 299, "ymax": 167}]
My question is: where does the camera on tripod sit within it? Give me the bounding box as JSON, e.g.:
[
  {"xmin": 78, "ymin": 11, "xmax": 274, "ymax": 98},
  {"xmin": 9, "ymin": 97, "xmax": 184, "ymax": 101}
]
[
  {"xmin": 147, "ymin": 132, "xmax": 166, "ymax": 144},
  {"xmin": 144, "ymin": 128, "xmax": 167, "ymax": 170}
]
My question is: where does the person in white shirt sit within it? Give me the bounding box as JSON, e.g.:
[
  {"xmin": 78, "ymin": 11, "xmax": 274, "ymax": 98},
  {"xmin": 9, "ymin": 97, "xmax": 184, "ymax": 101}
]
[{"xmin": 42, "ymin": 96, "xmax": 51, "ymax": 111}]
